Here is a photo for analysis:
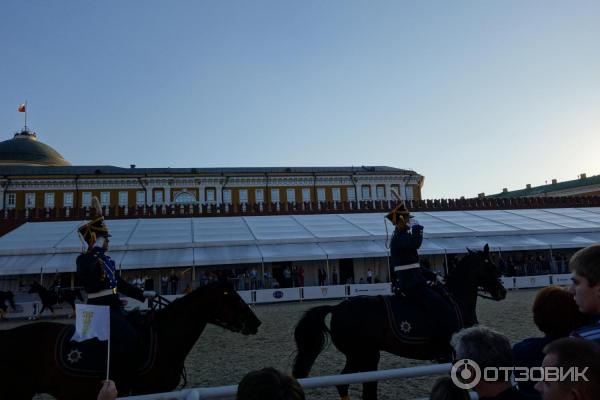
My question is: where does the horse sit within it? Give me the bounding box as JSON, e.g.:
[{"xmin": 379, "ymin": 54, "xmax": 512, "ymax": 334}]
[
  {"xmin": 292, "ymin": 244, "xmax": 507, "ymax": 400},
  {"xmin": 0, "ymin": 279, "xmax": 261, "ymax": 399},
  {"xmin": 28, "ymin": 281, "xmax": 84, "ymax": 318},
  {"xmin": 0, "ymin": 290, "xmax": 17, "ymax": 319}
]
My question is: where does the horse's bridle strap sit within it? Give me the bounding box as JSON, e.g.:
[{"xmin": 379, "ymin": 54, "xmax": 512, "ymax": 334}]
[{"xmin": 393, "ymin": 263, "xmax": 420, "ymax": 272}]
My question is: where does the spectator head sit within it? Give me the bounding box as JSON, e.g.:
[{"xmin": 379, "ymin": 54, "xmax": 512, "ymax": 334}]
[
  {"xmin": 533, "ymin": 285, "xmax": 588, "ymax": 337},
  {"xmin": 451, "ymin": 326, "xmax": 512, "ymax": 381},
  {"xmin": 429, "ymin": 376, "xmax": 470, "ymax": 400},
  {"xmin": 568, "ymin": 244, "xmax": 600, "ymax": 315},
  {"xmin": 236, "ymin": 367, "xmax": 305, "ymax": 400},
  {"xmin": 535, "ymin": 338, "xmax": 600, "ymax": 400}
]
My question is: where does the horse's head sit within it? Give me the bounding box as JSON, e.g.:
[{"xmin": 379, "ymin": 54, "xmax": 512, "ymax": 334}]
[
  {"xmin": 203, "ymin": 280, "xmax": 261, "ymax": 335},
  {"xmin": 462, "ymin": 244, "xmax": 506, "ymax": 301}
]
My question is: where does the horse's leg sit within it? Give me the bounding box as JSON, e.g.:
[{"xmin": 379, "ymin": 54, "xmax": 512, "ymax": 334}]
[
  {"xmin": 336, "ymin": 353, "xmax": 362, "ymax": 400},
  {"xmin": 360, "ymin": 350, "xmax": 381, "ymax": 400}
]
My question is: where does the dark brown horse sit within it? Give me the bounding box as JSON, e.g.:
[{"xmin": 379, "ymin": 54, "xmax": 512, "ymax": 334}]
[
  {"xmin": 28, "ymin": 281, "xmax": 84, "ymax": 318},
  {"xmin": 0, "ymin": 290, "xmax": 16, "ymax": 319},
  {"xmin": 1, "ymin": 280, "xmax": 261, "ymax": 399},
  {"xmin": 293, "ymin": 244, "xmax": 507, "ymax": 400}
]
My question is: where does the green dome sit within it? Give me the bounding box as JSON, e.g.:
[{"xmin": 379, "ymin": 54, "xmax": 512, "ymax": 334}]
[{"xmin": 0, "ymin": 129, "xmax": 70, "ymax": 166}]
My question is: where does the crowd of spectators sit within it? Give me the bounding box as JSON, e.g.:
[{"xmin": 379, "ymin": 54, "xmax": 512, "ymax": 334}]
[{"xmin": 433, "ymin": 243, "xmax": 600, "ymax": 400}]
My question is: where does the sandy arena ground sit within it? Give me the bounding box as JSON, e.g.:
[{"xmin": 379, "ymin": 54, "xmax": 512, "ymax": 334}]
[{"xmin": 2, "ymin": 289, "xmax": 539, "ymax": 399}]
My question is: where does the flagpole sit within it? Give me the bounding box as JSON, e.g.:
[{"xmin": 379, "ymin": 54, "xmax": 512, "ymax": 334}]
[
  {"xmin": 106, "ymin": 318, "xmax": 111, "ymax": 381},
  {"xmin": 24, "ymin": 100, "xmax": 28, "ymax": 129}
]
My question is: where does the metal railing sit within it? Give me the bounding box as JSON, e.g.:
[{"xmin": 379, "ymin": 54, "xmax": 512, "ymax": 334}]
[{"xmin": 119, "ymin": 363, "xmax": 468, "ymax": 400}]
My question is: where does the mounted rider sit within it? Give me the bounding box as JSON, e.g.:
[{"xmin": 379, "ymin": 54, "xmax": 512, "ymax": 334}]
[
  {"xmin": 75, "ymin": 196, "xmax": 147, "ymax": 393},
  {"xmin": 386, "ymin": 201, "xmax": 460, "ymax": 355},
  {"xmin": 387, "ymin": 202, "xmax": 436, "ymax": 294}
]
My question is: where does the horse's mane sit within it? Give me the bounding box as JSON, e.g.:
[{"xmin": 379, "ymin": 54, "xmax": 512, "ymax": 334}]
[{"xmin": 154, "ymin": 283, "xmax": 217, "ymax": 320}]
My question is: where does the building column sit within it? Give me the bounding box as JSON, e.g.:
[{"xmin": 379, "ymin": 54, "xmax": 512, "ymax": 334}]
[
  {"xmin": 399, "ymin": 183, "xmax": 407, "ymax": 200},
  {"xmin": 370, "ymin": 184, "xmax": 376, "ymax": 202},
  {"xmin": 0, "ymin": 186, "xmax": 4, "ymax": 210},
  {"xmin": 164, "ymin": 186, "xmax": 171, "ymax": 205},
  {"xmin": 216, "ymin": 184, "xmax": 223, "ymax": 205},
  {"xmin": 145, "ymin": 186, "xmax": 154, "ymax": 205},
  {"xmin": 385, "ymin": 183, "xmax": 392, "ymax": 200}
]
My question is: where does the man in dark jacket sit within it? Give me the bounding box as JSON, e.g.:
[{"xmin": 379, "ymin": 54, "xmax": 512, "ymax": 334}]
[
  {"xmin": 75, "ymin": 197, "xmax": 146, "ymax": 394},
  {"xmin": 387, "ymin": 202, "xmax": 433, "ymax": 295},
  {"xmin": 386, "ymin": 202, "xmax": 460, "ymax": 353}
]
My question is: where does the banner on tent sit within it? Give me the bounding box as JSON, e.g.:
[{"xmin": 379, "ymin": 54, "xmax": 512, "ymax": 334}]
[
  {"xmin": 550, "ymin": 274, "xmax": 572, "ymax": 286},
  {"xmin": 515, "ymin": 275, "xmax": 551, "ymax": 289},
  {"xmin": 348, "ymin": 283, "xmax": 392, "ymax": 297},
  {"xmin": 303, "ymin": 285, "xmax": 346, "ymax": 300},
  {"xmin": 255, "ymin": 287, "xmax": 301, "ymax": 303},
  {"xmin": 500, "ymin": 277, "xmax": 515, "ymax": 289}
]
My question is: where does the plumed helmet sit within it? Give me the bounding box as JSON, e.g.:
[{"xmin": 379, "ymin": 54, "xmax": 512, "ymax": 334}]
[
  {"xmin": 385, "ymin": 202, "xmax": 411, "ymax": 227},
  {"xmin": 77, "ymin": 196, "xmax": 109, "ymax": 249}
]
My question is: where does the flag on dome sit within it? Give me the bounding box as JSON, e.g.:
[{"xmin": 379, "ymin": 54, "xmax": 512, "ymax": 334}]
[{"xmin": 18, "ymin": 104, "xmax": 26, "ymax": 112}]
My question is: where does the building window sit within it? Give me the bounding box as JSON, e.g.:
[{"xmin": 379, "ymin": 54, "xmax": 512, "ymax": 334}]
[
  {"xmin": 44, "ymin": 192, "xmax": 55, "ymax": 208},
  {"xmin": 64, "ymin": 192, "xmax": 74, "ymax": 207},
  {"xmin": 317, "ymin": 187, "xmax": 326, "ymax": 202},
  {"xmin": 405, "ymin": 186, "xmax": 414, "ymax": 200},
  {"xmin": 347, "ymin": 187, "xmax": 356, "ymax": 202},
  {"xmin": 154, "ymin": 190, "xmax": 164, "ymax": 204},
  {"xmin": 82, "ymin": 192, "xmax": 92, "ymax": 207},
  {"xmin": 239, "ymin": 189, "xmax": 248, "ymax": 203},
  {"xmin": 255, "ymin": 189, "xmax": 264, "ymax": 203},
  {"xmin": 270, "ymin": 188, "xmax": 280, "ymax": 203},
  {"xmin": 286, "ymin": 188, "xmax": 296, "ymax": 203},
  {"xmin": 390, "ymin": 184, "xmax": 400, "ymax": 199},
  {"xmin": 100, "ymin": 191, "xmax": 110, "ymax": 206},
  {"xmin": 136, "ymin": 191, "xmax": 145, "ymax": 205},
  {"xmin": 361, "ymin": 185, "xmax": 371, "ymax": 200},
  {"xmin": 174, "ymin": 191, "xmax": 196, "ymax": 204},
  {"xmin": 25, "ymin": 193, "xmax": 36, "ymax": 208},
  {"xmin": 302, "ymin": 188, "xmax": 311, "ymax": 202},
  {"xmin": 118, "ymin": 191, "xmax": 128, "ymax": 206},
  {"xmin": 223, "ymin": 189, "xmax": 232, "ymax": 204},
  {"xmin": 205, "ymin": 188, "xmax": 216, "ymax": 202},
  {"xmin": 376, "ymin": 185, "xmax": 385, "ymax": 200},
  {"xmin": 332, "ymin": 187, "xmax": 341, "ymax": 202},
  {"xmin": 7, "ymin": 193, "xmax": 16, "ymax": 208}
]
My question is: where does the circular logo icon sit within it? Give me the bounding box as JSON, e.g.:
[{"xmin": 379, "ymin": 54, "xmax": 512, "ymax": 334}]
[
  {"xmin": 273, "ymin": 290, "xmax": 284, "ymax": 299},
  {"xmin": 451, "ymin": 359, "xmax": 481, "ymax": 389}
]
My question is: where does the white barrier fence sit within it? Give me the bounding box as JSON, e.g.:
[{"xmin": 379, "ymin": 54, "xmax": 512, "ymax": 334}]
[
  {"xmin": 2, "ymin": 274, "xmax": 573, "ymax": 319},
  {"xmin": 118, "ymin": 363, "xmax": 478, "ymax": 400}
]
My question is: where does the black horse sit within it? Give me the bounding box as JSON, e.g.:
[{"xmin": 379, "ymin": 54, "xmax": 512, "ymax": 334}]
[
  {"xmin": 0, "ymin": 279, "xmax": 261, "ymax": 399},
  {"xmin": 28, "ymin": 281, "xmax": 84, "ymax": 318},
  {"xmin": 0, "ymin": 290, "xmax": 17, "ymax": 319},
  {"xmin": 293, "ymin": 244, "xmax": 507, "ymax": 400}
]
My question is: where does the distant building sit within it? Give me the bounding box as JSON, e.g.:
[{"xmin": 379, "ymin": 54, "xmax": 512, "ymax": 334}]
[
  {"xmin": 0, "ymin": 127, "xmax": 424, "ymax": 211},
  {"xmin": 489, "ymin": 174, "xmax": 600, "ymax": 198}
]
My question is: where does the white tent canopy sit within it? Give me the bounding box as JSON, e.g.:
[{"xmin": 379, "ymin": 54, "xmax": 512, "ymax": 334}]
[{"xmin": 1, "ymin": 207, "xmax": 600, "ymax": 275}]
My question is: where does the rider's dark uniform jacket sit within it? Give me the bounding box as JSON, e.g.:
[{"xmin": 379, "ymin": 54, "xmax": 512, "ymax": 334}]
[
  {"xmin": 389, "ymin": 224, "xmax": 426, "ymax": 293},
  {"xmin": 76, "ymin": 247, "xmax": 144, "ymax": 307}
]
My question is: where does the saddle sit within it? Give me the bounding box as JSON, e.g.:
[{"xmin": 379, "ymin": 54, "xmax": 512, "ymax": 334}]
[
  {"xmin": 381, "ymin": 287, "xmax": 463, "ymax": 346},
  {"xmin": 54, "ymin": 313, "xmax": 158, "ymax": 379}
]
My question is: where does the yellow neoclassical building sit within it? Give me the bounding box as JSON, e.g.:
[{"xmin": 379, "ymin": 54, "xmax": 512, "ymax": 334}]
[{"xmin": 0, "ymin": 128, "xmax": 424, "ymax": 212}]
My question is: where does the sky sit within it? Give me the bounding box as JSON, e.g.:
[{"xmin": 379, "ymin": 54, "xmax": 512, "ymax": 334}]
[{"xmin": 1, "ymin": 1, "xmax": 599, "ymax": 199}]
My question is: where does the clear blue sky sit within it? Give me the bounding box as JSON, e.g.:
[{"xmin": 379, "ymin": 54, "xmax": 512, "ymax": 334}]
[{"xmin": 1, "ymin": 1, "xmax": 599, "ymax": 199}]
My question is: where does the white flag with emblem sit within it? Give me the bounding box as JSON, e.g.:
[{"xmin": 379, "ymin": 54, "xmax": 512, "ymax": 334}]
[{"xmin": 71, "ymin": 304, "xmax": 110, "ymax": 342}]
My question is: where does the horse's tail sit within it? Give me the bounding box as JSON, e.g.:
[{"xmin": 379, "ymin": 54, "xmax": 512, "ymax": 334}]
[{"xmin": 292, "ymin": 305, "xmax": 333, "ymax": 378}]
